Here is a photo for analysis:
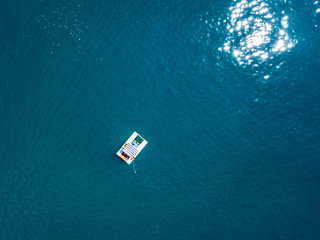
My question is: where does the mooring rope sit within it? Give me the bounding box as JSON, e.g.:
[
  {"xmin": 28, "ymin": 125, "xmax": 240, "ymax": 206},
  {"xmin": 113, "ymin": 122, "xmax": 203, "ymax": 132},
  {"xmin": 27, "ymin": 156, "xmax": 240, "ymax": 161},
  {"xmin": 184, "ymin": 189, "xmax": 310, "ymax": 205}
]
[{"xmin": 132, "ymin": 160, "xmax": 136, "ymax": 174}]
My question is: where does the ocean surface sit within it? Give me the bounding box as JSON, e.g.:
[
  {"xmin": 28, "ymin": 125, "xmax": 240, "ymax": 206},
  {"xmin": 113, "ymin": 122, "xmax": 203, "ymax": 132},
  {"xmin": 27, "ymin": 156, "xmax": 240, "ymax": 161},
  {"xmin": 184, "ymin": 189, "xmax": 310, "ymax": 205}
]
[{"xmin": 1, "ymin": 0, "xmax": 320, "ymax": 239}]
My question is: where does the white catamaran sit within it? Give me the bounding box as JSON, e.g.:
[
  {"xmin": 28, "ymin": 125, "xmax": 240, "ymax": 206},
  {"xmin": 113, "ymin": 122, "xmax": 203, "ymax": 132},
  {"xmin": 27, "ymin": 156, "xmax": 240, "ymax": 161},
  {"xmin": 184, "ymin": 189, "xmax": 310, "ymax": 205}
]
[{"xmin": 116, "ymin": 132, "xmax": 148, "ymax": 164}]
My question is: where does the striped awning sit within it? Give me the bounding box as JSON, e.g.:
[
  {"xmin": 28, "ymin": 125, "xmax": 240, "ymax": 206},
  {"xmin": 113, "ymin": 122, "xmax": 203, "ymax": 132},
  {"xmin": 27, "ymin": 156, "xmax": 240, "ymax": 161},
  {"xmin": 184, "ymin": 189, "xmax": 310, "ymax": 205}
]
[{"xmin": 123, "ymin": 143, "xmax": 139, "ymax": 158}]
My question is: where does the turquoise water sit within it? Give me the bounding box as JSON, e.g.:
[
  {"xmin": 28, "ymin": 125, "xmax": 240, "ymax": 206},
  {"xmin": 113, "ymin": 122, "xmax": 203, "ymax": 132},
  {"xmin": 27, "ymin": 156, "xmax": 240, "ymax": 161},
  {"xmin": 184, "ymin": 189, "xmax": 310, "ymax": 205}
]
[{"xmin": 1, "ymin": 0, "xmax": 320, "ymax": 239}]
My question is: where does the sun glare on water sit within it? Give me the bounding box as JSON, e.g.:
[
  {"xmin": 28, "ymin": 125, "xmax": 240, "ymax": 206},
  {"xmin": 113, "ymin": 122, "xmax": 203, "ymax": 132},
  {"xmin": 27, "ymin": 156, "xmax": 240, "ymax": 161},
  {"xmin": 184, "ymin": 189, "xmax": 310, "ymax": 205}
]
[{"xmin": 218, "ymin": 0, "xmax": 297, "ymax": 67}]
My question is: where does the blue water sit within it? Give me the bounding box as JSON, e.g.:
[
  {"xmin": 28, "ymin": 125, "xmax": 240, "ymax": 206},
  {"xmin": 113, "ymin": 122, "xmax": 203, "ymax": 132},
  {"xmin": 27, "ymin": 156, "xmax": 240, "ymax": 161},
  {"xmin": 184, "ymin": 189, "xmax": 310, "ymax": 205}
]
[{"xmin": 1, "ymin": 0, "xmax": 320, "ymax": 239}]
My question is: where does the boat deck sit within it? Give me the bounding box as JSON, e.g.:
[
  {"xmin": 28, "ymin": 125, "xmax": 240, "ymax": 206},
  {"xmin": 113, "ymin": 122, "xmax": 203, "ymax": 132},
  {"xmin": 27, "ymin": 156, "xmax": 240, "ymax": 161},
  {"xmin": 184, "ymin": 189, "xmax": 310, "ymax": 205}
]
[{"xmin": 116, "ymin": 132, "xmax": 147, "ymax": 164}]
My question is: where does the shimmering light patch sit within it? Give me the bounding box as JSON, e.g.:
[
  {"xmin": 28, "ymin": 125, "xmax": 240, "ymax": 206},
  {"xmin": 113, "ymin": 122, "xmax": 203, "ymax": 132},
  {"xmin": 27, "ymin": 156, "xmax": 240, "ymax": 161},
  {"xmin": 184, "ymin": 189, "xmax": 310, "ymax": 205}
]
[
  {"xmin": 221, "ymin": 0, "xmax": 297, "ymax": 67},
  {"xmin": 313, "ymin": 1, "xmax": 320, "ymax": 27},
  {"xmin": 315, "ymin": 0, "xmax": 320, "ymax": 12},
  {"xmin": 281, "ymin": 15, "xmax": 289, "ymax": 28},
  {"xmin": 37, "ymin": 1, "xmax": 88, "ymax": 55},
  {"xmin": 314, "ymin": 1, "xmax": 320, "ymax": 28}
]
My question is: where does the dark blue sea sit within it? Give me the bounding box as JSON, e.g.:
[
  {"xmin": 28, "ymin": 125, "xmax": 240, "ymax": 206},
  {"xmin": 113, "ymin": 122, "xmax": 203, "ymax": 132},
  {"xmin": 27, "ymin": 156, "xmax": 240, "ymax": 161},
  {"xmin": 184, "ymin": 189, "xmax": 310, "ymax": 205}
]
[{"xmin": 1, "ymin": 0, "xmax": 320, "ymax": 239}]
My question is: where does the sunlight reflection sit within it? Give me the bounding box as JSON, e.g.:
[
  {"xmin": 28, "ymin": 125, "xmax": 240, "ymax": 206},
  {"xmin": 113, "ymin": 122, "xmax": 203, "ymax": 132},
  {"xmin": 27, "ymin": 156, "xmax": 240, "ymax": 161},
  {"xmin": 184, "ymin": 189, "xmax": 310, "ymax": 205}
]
[{"xmin": 220, "ymin": 0, "xmax": 297, "ymax": 66}]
